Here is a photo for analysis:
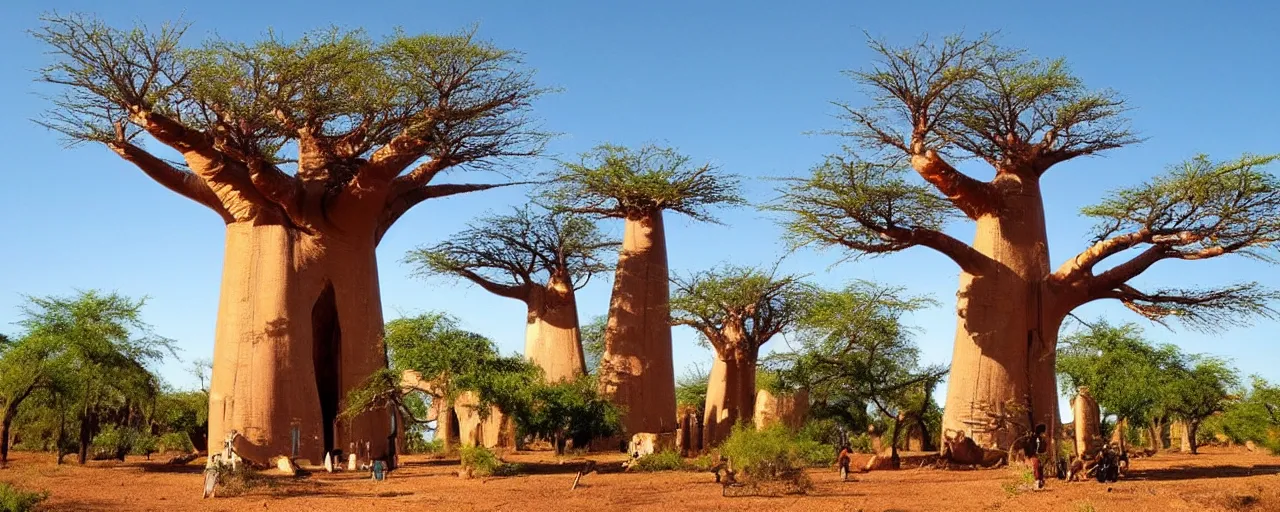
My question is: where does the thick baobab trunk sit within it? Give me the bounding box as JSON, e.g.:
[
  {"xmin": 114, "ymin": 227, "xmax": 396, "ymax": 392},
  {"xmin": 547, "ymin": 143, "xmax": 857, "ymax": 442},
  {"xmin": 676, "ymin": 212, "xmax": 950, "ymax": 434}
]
[
  {"xmin": 525, "ymin": 273, "xmax": 586, "ymax": 382},
  {"xmin": 207, "ymin": 223, "xmax": 391, "ymax": 464},
  {"xmin": 701, "ymin": 342, "xmax": 757, "ymax": 448},
  {"xmin": 941, "ymin": 175, "xmax": 1062, "ymax": 461},
  {"xmin": 599, "ymin": 210, "xmax": 677, "ymax": 435}
]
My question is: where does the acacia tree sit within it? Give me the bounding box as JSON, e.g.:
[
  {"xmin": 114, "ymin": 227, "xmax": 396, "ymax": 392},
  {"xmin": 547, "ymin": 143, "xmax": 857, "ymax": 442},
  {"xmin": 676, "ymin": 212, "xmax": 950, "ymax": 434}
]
[
  {"xmin": 1057, "ymin": 321, "xmax": 1180, "ymax": 452},
  {"xmin": 669, "ymin": 265, "xmax": 813, "ymax": 446},
  {"xmin": 36, "ymin": 15, "xmax": 546, "ymax": 462},
  {"xmin": 771, "ymin": 281, "xmax": 945, "ymax": 468},
  {"xmin": 774, "ymin": 35, "xmax": 1280, "ymax": 459},
  {"xmin": 545, "ymin": 144, "xmax": 741, "ymax": 435},
  {"xmin": 406, "ymin": 206, "xmax": 615, "ymax": 382},
  {"xmin": 1165, "ymin": 356, "xmax": 1238, "ymax": 454}
]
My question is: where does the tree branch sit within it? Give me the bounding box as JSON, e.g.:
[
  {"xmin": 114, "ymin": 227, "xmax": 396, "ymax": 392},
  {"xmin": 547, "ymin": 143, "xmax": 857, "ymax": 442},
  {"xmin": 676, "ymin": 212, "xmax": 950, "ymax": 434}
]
[
  {"xmin": 106, "ymin": 140, "xmax": 233, "ymax": 223},
  {"xmin": 375, "ymin": 181, "xmax": 533, "ymax": 244},
  {"xmin": 1090, "ymin": 283, "xmax": 1279, "ymax": 331},
  {"xmin": 908, "ymin": 149, "xmax": 996, "ymax": 219},
  {"xmin": 452, "ymin": 268, "xmax": 530, "ymax": 301}
]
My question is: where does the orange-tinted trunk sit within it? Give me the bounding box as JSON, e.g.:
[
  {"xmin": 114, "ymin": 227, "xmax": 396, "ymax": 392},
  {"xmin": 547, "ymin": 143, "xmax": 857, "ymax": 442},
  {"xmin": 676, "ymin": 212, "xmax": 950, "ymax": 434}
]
[
  {"xmin": 524, "ymin": 273, "xmax": 586, "ymax": 382},
  {"xmin": 940, "ymin": 174, "xmax": 1061, "ymax": 459},
  {"xmin": 599, "ymin": 210, "xmax": 677, "ymax": 435},
  {"xmin": 207, "ymin": 223, "xmax": 391, "ymax": 464},
  {"xmin": 701, "ymin": 349, "xmax": 757, "ymax": 447}
]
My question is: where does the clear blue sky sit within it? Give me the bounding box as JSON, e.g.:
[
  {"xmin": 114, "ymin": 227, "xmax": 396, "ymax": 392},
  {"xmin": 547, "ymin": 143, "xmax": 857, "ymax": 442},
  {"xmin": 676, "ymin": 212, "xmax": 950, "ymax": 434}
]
[{"xmin": 2, "ymin": 0, "xmax": 1277, "ymax": 418}]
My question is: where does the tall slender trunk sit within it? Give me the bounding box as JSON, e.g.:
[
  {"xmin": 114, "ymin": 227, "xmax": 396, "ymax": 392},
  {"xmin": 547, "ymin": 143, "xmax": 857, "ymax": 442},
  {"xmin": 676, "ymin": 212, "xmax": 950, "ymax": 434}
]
[
  {"xmin": 56, "ymin": 394, "xmax": 66, "ymax": 465},
  {"xmin": 701, "ymin": 343, "xmax": 757, "ymax": 448},
  {"xmin": 941, "ymin": 173, "xmax": 1061, "ymax": 461},
  {"xmin": 207, "ymin": 222, "xmax": 391, "ymax": 464},
  {"xmin": 889, "ymin": 413, "xmax": 904, "ymax": 468},
  {"xmin": 525, "ymin": 273, "xmax": 586, "ymax": 382},
  {"xmin": 0, "ymin": 411, "xmax": 14, "ymax": 464},
  {"xmin": 1187, "ymin": 421, "xmax": 1200, "ymax": 454},
  {"xmin": 599, "ymin": 209, "xmax": 676, "ymax": 435}
]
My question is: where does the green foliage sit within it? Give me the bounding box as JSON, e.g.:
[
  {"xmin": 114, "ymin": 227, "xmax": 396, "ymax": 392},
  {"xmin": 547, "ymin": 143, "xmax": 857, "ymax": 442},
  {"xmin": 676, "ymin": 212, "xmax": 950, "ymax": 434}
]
[
  {"xmin": 769, "ymin": 281, "xmax": 944, "ymax": 458},
  {"xmin": 631, "ymin": 450, "xmax": 685, "ymax": 472},
  {"xmin": 581, "ymin": 315, "xmax": 606, "ymax": 375},
  {"xmin": 157, "ymin": 432, "xmax": 194, "ymax": 453},
  {"xmin": 508, "ymin": 376, "xmax": 622, "ymax": 452},
  {"xmin": 718, "ymin": 424, "xmax": 814, "ymax": 493},
  {"xmin": 459, "ymin": 445, "xmax": 502, "ymax": 477},
  {"xmin": 842, "ymin": 33, "xmax": 1134, "ymax": 169},
  {"xmin": 1057, "ymin": 321, "xmax": 1179, "ymax": 426},
  {"xmin": 675, "ymin": 364, "xmax": 709, "ymax": 416},
  {"xmin": 543, "ymin": 144, "xmax": 742, "ymax": 221},
  {"xmin": 688, "ymin": 453, "xmax": 719, "ymax": 472},
  {"xmin": 90, "ymin": 425, "xmax": 151, "ymax": 460},
  {"xmin": 0, "ymin": 482, "xmax": 48, "ymax": 512},
  {"xmin": 1079, "ymin": 154, "xmax": 1280, "ymax": 329},
  {"xmin": 36, "ymin": 14, "xmax": 548, "ymax": 165},
  {"xmin": 1164, "ymin": 357, "xmax": 1239, "ymax": 427},
  {"xmin": 406, "ymin": 206, "xmax": 616, "ymax": 293},
  {"xmin": 772, "ymin": 158, "xmax": 959, "ymax": 255},
  {"xmin": 1203, "ymin": 376, "xmax": 1279, "ymax": 446},
  {"xmin": 670, "ymin": 265, "xmax": 815, "ymax": 354}
]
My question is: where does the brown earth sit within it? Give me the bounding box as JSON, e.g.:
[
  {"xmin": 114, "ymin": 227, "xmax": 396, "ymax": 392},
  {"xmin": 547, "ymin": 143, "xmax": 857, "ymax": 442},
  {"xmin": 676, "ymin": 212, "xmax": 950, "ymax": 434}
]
[{"xmin": 1, "ymin": 447, "xmax": 1276, "ymax": 511}]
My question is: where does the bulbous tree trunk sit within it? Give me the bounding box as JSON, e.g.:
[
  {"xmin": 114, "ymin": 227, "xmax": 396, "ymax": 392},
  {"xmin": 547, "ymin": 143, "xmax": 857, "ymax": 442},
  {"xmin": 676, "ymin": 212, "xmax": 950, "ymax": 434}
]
[
  {"xmin": 701, "ymin": 334, "xmax": 758, "ymax": 447},
  {"xmin": 599, "ymin": 210, "xmax": 677, "ymax": 435},
  {"xmin": 207, "ymin": 220, "xmax": 391, "ymax": 464},
  {"xmin": 524, "ymin": 272, "xmax": 586, "ymax": 382},
  {"xmin": 941, "ymin": 175, "xmax": 1062, "ymax": 459}
]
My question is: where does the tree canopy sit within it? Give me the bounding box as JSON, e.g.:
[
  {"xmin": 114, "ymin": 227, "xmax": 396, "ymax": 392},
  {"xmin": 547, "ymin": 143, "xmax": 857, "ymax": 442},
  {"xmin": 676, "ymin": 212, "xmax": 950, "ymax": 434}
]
[
  {"xmin": 670, "ymin": 265, "xmax": 815, "ymax": 354},
  {"xmin": 405, "ymin": 206, "xmax": 616, "ymax": 298},
  {"xmin": 543, "ymin": 144, "xmax": 742, "ymax": 221},
  {"xmin": 35, "ymin": 14, "xmax": 547, "ymax": 237}
]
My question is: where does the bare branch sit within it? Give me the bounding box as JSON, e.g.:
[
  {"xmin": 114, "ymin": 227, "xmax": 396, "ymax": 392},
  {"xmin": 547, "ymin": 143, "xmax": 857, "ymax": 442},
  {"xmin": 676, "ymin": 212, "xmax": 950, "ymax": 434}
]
[{"xmin": 106, "ymin": 139, "xmax": 233, "ymax": 223}]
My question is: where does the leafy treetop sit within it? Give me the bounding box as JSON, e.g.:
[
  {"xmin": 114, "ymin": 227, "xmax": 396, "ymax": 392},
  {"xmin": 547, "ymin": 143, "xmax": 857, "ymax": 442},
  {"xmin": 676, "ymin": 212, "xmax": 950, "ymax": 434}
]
[
  {"xmin": 544, "ymin": 144, "xmax": 742, "ymax": 221},
  {"xmin": 670, "ymin": 264, "xmax": 814, "ymax": 356},
  {"xmin": 405, "ymin": 206, "xmax": 616, "ymax": 299}
]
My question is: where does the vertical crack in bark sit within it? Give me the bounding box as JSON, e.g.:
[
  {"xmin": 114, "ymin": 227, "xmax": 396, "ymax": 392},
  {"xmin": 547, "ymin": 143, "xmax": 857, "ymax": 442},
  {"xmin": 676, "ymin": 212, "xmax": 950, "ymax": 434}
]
[{"xmin": 311, "ymin": 281, "xmax": 342, "ymax": 453}]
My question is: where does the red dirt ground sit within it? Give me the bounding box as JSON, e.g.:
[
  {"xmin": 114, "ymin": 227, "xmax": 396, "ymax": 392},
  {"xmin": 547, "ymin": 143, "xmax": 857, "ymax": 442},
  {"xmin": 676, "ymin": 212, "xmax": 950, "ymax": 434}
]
[{"xmin": 1, "ymin": 447, "xmax": 1277, "ymax": 511}]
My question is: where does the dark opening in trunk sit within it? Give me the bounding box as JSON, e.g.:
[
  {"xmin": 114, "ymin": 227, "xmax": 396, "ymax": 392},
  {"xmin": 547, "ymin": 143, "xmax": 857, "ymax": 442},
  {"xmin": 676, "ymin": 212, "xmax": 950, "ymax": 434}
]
[{"xmin": 312, "ymin": 282, "xmax": 342, "ymax": 453}]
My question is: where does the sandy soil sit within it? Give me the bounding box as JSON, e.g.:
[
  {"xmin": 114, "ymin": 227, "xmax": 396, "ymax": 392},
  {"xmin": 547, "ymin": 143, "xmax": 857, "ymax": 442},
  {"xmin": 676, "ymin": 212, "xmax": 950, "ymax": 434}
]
[{"xmin": 1, "ymin": 447, "xmax": 1277, "ymax": 511}]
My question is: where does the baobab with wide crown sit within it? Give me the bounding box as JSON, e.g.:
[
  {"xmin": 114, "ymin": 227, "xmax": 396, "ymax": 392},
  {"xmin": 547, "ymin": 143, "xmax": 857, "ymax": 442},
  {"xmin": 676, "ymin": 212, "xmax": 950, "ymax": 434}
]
[
  {"xmin": 670, "ymin": 265, "xmax": 813, "ymax": 447},
  {"xmin": 546, "ymin": 144, "xmax": 741, "ymax": 436},
  {"xmin": 775, "ymin": 34, "xmax": 1280, "ymax": 461},
  {"xmin": 35, "ymin": 15, "xmax": 547, "ymax": 463},
  {"xmin": 406, "ymin": 206, "xmax": 616, "ymax": 382}
]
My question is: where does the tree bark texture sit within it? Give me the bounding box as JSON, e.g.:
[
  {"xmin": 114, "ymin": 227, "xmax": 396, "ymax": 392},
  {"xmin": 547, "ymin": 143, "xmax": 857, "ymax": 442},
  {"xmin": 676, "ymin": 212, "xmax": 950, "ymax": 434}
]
[
  {"xmin": 1071, "ymin": 388, "xmax": 1102, "ymax": 459},
  {"xmin": 701, "ymin": 337, "xmax": 758, "ymax": 448},
  {"xmin": 940, "ymin": 173, "xmax": 1067, "ymax": 461},
  {"xmin": 524, "ymin": 272, "xmax": 587, "ymax": 382},
  {"xmin": 598, "ymin": 211, "xmax": 677, "ymax": 435}
]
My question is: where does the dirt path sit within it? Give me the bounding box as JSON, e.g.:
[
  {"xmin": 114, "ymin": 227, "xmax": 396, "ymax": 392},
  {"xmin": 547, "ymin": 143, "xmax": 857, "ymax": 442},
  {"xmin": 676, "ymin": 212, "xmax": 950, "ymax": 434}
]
[{"xmin": 1, "ymin": 447, "xmax": 1276, "ymax": 511}]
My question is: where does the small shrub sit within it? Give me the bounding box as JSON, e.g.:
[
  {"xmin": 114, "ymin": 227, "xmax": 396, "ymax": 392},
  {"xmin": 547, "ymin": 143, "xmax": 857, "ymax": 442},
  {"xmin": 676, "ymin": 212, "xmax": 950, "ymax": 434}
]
[
  {"xmin": 719, "ymin": 424, "xmax": 814, "ymax": 494},
  {"xmin": 794, "ymin": 438, "xmax": 835, "ymax": 467},
  {"xmin": 156, "ymin": 432, "xmax": 194, "ymax": 453},
  {"xmin": 459, "ymin": 446, "xmax": 501, "ymax": 477},
  {"xmin": 632, "ymin": 450, "xmax": 684, "ymax": 472},
  {"xmin": 131, "ymin": 433, "xmax": 159, "ymax": 458},
  {"xmin": 212, "ymin": 464, "xmax": 271, "ymax": 497},
  {"xmin": 91, "ymin": 425, "xmax": 145, "ymax": 460},
  {"xmin": 688, "ymin": 453, "xmax": 719, "ymax": 472},
  {"xmin": 406, "ymin": 437, "xmax": 444, "ymax": 455},
  {"xmin": 492, "ymin": 462, "xmax": 523, "ymax": 476},
  {"xmin": 848, "ymin": 433, "xmax": 874, "ymax": 454},
  {"xmin": 0, "ymin": 482, "xmax": 48, "ymax": 512}
]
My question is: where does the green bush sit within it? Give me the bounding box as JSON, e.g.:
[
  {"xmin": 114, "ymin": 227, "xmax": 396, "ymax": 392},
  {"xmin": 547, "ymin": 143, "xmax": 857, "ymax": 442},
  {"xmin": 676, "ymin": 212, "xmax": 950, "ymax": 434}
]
[
  {"xmin": 459, "ymin": 446, "xmax": 502, "ymax": 477},
  {"xmin": 156, "ymin": 432, "xmax": 194, "ymax": 453},
  {"xmin": 631, "ymin": 450, "xmax": 684, "ymax": 472},
  {"xmin": 0, "ymin": 482, "xmax": 48, "ymax": 512},
  {"xmin": 91, "ymin": 425, "xmax": 147, "ymax": 460},
  {"xmin": 794, "ymin": 438, "xmax": 834, "ymax": 467},
  {"xmin": 210, "ymin": 464, "xmax": 271, "ymax": 497},
  {"xmin": 688, "ymin": 453, "xmax": 719, "ymax": 472},
  {"xmin": 719, "ymin": 424, "xmax": 814, "ymax": 493},
  {"xmin": 409, "ymin": 438, "xmax": 445, "ymax": 455}
]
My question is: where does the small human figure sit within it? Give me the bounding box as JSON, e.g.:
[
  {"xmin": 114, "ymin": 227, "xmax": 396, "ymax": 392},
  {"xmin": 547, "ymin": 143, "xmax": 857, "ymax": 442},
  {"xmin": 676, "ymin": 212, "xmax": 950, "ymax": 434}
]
[
  {"xmin": 1024, "ymin": 424, "xmax": 1047, "ymax": 489},
  {"xmin": 837, "ymin": 445, "xmax": 853, "ymax": 481},
  {"xmin": 709, "ymin": 456, "xmax": 735, "ymax": 484}
]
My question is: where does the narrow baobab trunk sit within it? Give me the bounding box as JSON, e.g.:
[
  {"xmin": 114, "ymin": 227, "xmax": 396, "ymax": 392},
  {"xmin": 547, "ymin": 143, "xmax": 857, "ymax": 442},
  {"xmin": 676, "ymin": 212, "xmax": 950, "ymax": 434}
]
[
  {"xmin": 1072, "ymin": 388, "xmax": 1102, "ymax": 459},
  {"xmin": 525, "ymin": 271, "xmax": 587, "ymax": 382},
  {"xmin": 702, "ymin": 353, "xmax": 758, "ymax": 446},
  {"xmin": 600, "ymin": 210, "xmax": 677, "ymax": 435},
  {"xmin": 941, "ymin": 173, "xmax": 1061, "ymax": 459}
]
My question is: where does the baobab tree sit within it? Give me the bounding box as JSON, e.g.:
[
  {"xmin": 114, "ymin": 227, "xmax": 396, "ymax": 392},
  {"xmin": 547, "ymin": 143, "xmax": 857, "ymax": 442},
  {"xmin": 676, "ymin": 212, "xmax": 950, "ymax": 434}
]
[
  {"xmin": 406, "ymin": 206, "xmax": 615, "ymax": 381},
  {"xmin": 670, "ymin": 265, "xmax": 813, "ymax": 447},
  {"xmin": 35, "ymin": 15, "xmax": 546, "ymax": 463},
  {"xmin": 774, "ymin": 34, "xmax": 1280, "ymax": 461},
  {"xmin": 546, "ymin": 144, "xmax": 741, "ymax": 435}
]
